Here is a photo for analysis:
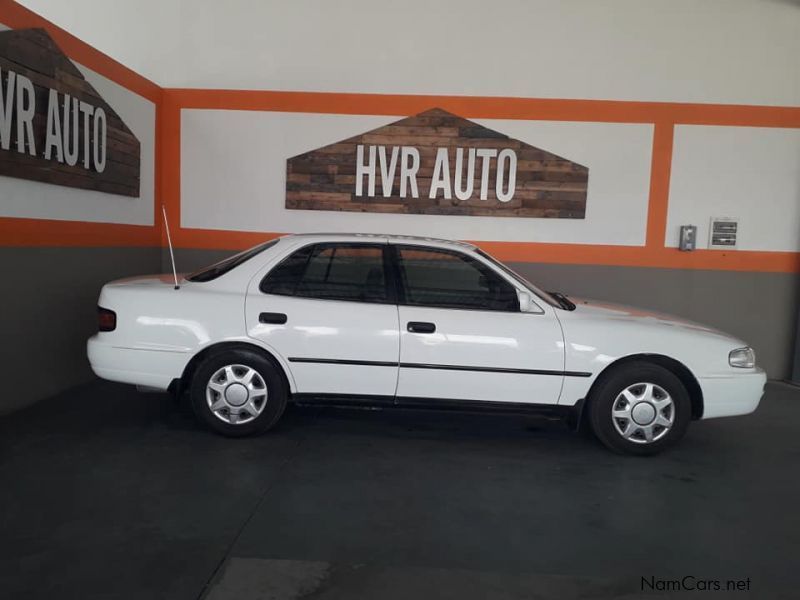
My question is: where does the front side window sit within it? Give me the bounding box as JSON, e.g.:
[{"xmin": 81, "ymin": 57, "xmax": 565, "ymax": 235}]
[
  {"xmin": 476, "ymin": 249, "xmax": 560, "ymax": 309},
  {"xmin": 260, "ymin": 244, "xmax": 389, "ymax": 303},
  {"xmin": 396, "ymin": 246, "xmax": 519, "ymax": 312}
]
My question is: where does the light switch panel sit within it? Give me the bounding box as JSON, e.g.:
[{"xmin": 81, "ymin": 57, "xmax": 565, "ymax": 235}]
[{"xmin": 679, "ymin": 225, "xmax": 697, "ymax": 251}]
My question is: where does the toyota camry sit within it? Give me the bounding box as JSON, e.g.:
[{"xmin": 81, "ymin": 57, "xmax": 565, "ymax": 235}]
[{"xmin": 87, "ymin": 233, "xmax": 765, "ymax": 455}]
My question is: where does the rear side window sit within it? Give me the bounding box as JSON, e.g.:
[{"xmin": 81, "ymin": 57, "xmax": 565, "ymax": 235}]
[
  {"xmin": 260, "ymin": 245, "xmax": 313, "ymax": 295},
  {"xmin": 397, "ymin": 246, "xmax": 519, "ymax": 312},
  {"xmin": 187, "ymin": 240, "xmax": 278, "ymax": 282},
  {"xmin": 260, "ymin": 244, "xmax": 389, "ymax": 303}
]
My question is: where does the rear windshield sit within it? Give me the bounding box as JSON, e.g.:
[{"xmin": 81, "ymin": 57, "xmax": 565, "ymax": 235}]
[{"xmin": 187, "ymin": 240, "xmax": 278, "ymax": 282}]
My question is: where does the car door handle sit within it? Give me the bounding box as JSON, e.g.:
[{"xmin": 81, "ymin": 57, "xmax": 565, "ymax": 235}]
[
  {"xmin": 259, "ymin": 312, "xmax": 288, "ymax": 324},
  {"xmin": 407, "ymin": 321, "xmax": 436, "ymax": 334}
]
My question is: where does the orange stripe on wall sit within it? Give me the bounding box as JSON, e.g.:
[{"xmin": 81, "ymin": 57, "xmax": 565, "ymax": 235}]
[
  {"xmin": 165, "ymin": 227, "xmax": 800, "ymax": 274},
  {"xmin": 476, "ymin": 242, "xmax": 800, "ymax": 274},
  {"xmin": 645, "ymin": 122, "xmax": 675, "ymax": 248},
  {"xmin": 174, "ymin": 228, "xmax": 282, "ymax": 251},
  {"xmin": 0, "ymin": 216, "xmax": 158, "ymax": 247},
  {"xmin": 159, "ymin": 93, "xmax": 181, "ymax": 247},
  {"xmin": 0, "ymin": 0, "xmax": 161, "ymax": 103},
  {"xmin": 167, "ymin": 88, "xmax": 800, "ymax": 128}
]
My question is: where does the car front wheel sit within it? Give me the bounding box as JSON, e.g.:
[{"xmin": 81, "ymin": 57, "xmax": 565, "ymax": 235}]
[
  {"xmin": 587, "ymin": 362, "xmax": 691, "ymax": 455},
  {"xmin": 190, "ymin": 348, "xmax": 287, "ymax": 437}
]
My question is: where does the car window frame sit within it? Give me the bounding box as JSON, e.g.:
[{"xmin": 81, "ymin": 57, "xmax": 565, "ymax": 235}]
[
  {"xmin": 259, "ymin": 242, "xmax": 396, "ymax": 305},
  {"xmin": 390, "ymin": 243, "xmax": 521, "ymax": 313},
  {"xmin": 475, "ymin": 248, "xmax": 559, "ymax": 310}
]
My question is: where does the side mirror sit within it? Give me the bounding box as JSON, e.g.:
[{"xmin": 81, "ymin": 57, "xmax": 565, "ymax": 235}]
[{"xmin": 518, "ymin": 291, "xmax": 533, "ymax": 313}]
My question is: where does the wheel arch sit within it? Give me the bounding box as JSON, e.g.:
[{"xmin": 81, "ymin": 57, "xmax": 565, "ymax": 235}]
[
  {"xmin": 171, "ymin": 340, "xmax": 295, "ymax": 397},
  {"xmin": 586, "ymin": 354, "xmax": 704, "ymax": 420}
]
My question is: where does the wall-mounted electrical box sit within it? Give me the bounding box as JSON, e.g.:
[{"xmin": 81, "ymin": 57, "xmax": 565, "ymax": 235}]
[
  {"xmin": 679, "ymin": 225, "xmax": 697, "ymax": 251},
  {"xmin": 709, "ymin": 217, "xmax": 738, "ymax": 249}
]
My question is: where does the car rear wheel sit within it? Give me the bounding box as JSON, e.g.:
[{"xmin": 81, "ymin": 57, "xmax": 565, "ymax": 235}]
[
  {"xmin": 587, "ymin": 362, "xmax": 691, "ymax": 455},
  {"xmin": 190, "ymin": 348, "xmax": 287, "ymax": 437}
]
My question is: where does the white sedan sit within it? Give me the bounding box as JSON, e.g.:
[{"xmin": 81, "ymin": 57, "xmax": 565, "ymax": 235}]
[{"xmin": 87, "ymin": 233, "xmax": 765, "ymax": 455}]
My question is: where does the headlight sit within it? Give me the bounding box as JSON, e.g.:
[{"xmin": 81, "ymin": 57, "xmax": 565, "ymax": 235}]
[{"xmin": 729, "ymin": 347, "xmax": 755, "ymax": 368}]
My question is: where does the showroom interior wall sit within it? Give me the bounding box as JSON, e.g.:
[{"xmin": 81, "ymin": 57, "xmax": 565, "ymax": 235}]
[
  {"xmin": 0, "ymin": 3, "xmax": 162, "ymax": 413},
  {"xmin": 152, "ymin": 0, "xmax": 799, "ymax": 381},
  {"xmin": 164, "ymin": 94, "xmax": 800, "ymax": 381},
  {"xmin": 3, "ymin": 0, "xmax": 800, "ymax": 415}
]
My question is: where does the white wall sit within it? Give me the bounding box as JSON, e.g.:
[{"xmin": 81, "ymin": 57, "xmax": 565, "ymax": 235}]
[
  {"xmin": 181, "ymin": 109, "xmax": 653, "ymax": 245},
  {"xmin": 17, "ymin": 0, "xmax": 800, "ymax": 106},
  {"xmin": 11, "ymin": 1, "xmax": 799, "ymax": 252},
  {"xmin": 0, "ymin": 23, "xmax": 156, "ymax": 226},
  {"xmin": 666, "ymin": 126, "xmax": 800, "ymax": 252}
]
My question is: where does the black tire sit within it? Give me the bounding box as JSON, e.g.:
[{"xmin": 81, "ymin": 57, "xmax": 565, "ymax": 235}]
[
  {"xmin": 190, "ymin": 348, "xmax": 288, "ymax": 437},
  {"xmin": 587, "ymin": 361, "xmax": 691, "ymax": 456}
]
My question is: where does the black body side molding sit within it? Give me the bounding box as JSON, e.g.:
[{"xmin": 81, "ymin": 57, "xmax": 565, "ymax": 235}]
[
  {"xmin": 292, "ymin": 392, "xmax": 582, "ymax": 422},
  {"xmin": 287, "ymin": 357, "xmax": 591, "ymax": 378}
]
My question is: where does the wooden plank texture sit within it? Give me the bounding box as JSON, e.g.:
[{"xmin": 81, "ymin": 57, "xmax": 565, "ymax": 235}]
[
  {"xmin": 286, "ymin": 108, "xmax": 587, "ymax": 218},
  {"xmin": 0, "ymin": 28, "xmax": 140, "ymax": 197}
]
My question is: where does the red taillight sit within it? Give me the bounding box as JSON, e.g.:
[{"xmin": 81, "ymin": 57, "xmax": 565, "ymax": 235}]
[{"xmin": 98, "ymin": 307, "xmax": 117, "ymax": 332}]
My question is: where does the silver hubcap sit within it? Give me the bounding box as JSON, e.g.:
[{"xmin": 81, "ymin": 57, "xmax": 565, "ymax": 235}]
[
  {"xmin": 612, "ymin": 382, "xmax": 674, "ymax": 444},
  {"xmin": 206, "ymin": 364, "xmax": 268, "ymax": 425}
]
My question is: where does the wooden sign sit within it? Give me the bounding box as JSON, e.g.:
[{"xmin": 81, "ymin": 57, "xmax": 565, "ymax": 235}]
[
  {"xmin": 286, "ymin": 108, "xmax": 588, "ymax": 218},
  {"xmin": 0, "ymin": 28, "xmax": 140, "ymax": 197}
]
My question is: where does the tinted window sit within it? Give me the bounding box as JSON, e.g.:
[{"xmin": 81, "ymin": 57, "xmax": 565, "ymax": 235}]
[
  {"xmin": 260, "ymin": 245, "xmax": 313, "ymax": 296},
  {"xmin": 188, "ymin": 240, "xmax": 278, "ymax": 282},
  {"xmin": 476, "ymin": 249, "xmax": 560, "ymax": 309},
  {"xmin": 261, "ymin": 244, "xmax": 388, "ymax": 303},
  {"xmin": 397, "ymin": 246, "xmax": 519, "ymax": 311}
]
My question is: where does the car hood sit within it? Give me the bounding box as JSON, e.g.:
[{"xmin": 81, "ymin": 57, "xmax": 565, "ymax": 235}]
[{"xmin": 568, "ymin": 297, "xmax": 731, "ymax": 337}]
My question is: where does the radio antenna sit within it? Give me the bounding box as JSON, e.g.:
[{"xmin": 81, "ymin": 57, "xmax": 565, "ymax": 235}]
[{"xmin": 162, "ymin": 205, "xmax": 180, "ymax": 290}]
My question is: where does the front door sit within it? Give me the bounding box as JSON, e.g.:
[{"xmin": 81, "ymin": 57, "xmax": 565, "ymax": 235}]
[
  {"xmin": 392, "ymin": 244, "xmax": 565, "ymax": 405},
  {"xmin": 245, "ymin": 242, "xmax": 400, "ymax": 397}
]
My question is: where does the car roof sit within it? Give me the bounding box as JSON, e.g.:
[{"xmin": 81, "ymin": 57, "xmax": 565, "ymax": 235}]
[{"xmin": 280, "ymin": 232, "xmax": 477, "ymax": 251}]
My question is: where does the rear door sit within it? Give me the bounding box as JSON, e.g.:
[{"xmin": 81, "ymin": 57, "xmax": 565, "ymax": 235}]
[
  {"xmin": 245, "ymin": 242, "xmax": 400, "ymax": 397},
  {"xmin": 392, "ymin": 244, "xmax": 565, "ymax": 405}
]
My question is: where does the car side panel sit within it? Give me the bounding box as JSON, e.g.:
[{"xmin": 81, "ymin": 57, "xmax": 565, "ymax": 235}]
[
  {"xmin": 87, "ymin": 281, "xmax": 296, "ymax": 391},
  {"xmin": 244, "ymin": 293, "xmax": 401, "ymax": 396},
  {"xmin": 396, "ymin": 305, "xmax": 566, "ymax": 404},
  {"xmin": 555, "ymin": 311, "xmax": 766, "ymax": 418}
]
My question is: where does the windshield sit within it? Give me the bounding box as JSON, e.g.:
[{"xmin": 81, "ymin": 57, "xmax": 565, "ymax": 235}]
[
  {"xmin": 187, "ymin": 239, "xmax": 278, "ymax": 282},
  {"xmin": 475, "ymin": 249, "xmax": 562, "ymax": 309}
]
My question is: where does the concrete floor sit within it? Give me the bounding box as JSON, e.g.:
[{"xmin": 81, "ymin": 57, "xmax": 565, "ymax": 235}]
[{"xmin": 0, "ymin": 382, "xmax": 798, "ymax": 599}]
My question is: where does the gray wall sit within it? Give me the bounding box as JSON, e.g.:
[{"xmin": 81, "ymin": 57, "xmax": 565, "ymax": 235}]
[
  {"xmin": 169, "ymin": 248, "xmax": 799, "ymax": 380},
  {"xmin": 794, "ymin": 302, "xmax": 800, "ymax": 384},
  {"xmin": 0, "ymin": 247, "xmax": 161, "ymax": 415},
  {"xmin": 164, "ymin": 248, "xmax": 234, "ymax": 276}
]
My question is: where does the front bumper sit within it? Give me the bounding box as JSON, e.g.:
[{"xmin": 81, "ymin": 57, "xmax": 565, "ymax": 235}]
[{"xmin": 699, "ymin": 368, "xmax": 766, "ymax": 419}]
